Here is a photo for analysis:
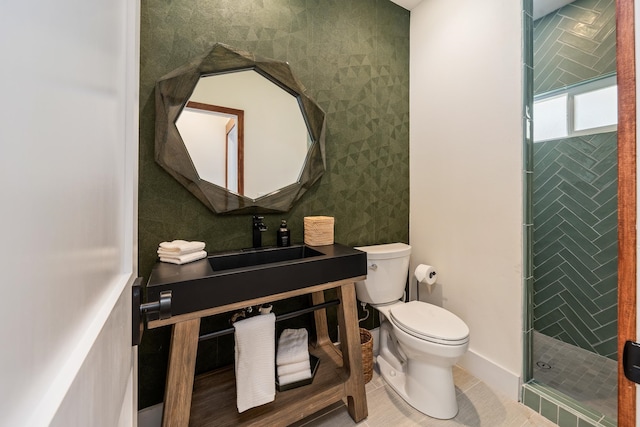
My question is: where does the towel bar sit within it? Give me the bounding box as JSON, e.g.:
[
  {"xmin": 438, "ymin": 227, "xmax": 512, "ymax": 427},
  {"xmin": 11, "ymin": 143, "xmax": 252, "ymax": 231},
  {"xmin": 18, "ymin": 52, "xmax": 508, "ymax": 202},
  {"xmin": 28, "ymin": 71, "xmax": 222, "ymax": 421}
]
[{"xmin": 198, "ymin": 299, "xmax": 341, "ymax": 342}]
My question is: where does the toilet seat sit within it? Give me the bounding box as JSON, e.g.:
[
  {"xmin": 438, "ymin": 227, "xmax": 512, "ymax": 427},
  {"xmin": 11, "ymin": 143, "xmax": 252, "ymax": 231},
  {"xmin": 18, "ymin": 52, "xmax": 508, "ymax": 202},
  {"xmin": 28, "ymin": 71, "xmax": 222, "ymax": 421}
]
[{"xmin": 389, "ymin": 301, "xmax": 469, "ymax": 346}]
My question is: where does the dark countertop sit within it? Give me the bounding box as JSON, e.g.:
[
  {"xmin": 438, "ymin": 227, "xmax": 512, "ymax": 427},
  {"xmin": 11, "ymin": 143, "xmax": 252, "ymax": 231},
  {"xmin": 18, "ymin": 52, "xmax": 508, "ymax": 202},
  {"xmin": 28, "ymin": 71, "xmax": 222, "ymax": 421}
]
[{"xmin": 146, "ymin": 243, "xmax": 367, "ymax": 320}]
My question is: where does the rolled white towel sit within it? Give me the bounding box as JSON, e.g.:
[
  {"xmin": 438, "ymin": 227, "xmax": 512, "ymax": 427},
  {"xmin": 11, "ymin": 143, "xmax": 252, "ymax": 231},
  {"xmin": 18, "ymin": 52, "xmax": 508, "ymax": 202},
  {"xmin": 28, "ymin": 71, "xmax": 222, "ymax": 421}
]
[
  {"xmin": 276, "ymin": 328, "xmax": 309, "ymax": 366},
  {"xmin": 158, "ymin": 240, "xmax": 206, "ymax": 255},
  {"xmin": 278, "ymin": 369, "xmax": 312, "ymax": 386},
  {"xmin": 159, "ymin": 250, "xmax": 207, "ymax": 265},
  {"xmin": 277, "ymin": 359, "xmax": 311, "ymax": 377}
]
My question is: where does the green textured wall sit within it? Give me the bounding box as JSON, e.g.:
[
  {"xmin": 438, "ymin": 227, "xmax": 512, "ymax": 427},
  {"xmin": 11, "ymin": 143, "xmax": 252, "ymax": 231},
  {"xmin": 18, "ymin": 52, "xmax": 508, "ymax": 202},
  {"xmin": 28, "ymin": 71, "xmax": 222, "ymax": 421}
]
[
  {"xmin": 532, "ymin": 132, "xmax": 618, "ymax": 359},
  {"xmin": 533, "ymin": 0, "xmax": 615, "ymax": 95},
  {"xmin": 532, "ymin": 0, "xmax": 617, "ymax": 360},
  {"xmin": 138, "ymin": 0, "xmax": 409, "ymax": 409}
]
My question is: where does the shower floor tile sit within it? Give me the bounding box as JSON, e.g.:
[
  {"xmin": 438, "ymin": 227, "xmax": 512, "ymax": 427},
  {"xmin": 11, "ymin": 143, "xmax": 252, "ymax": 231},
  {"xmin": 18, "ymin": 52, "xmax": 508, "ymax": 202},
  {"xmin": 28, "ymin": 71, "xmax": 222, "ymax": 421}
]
[{"xmin": 533, "ymin": 331, "xmax": 617, "ymax": 420}]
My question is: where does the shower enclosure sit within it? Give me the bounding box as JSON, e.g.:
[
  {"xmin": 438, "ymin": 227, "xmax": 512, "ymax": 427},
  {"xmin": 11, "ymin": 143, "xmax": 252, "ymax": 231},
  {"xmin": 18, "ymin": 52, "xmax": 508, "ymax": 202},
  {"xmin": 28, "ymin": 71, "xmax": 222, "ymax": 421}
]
[{"xmin": 527, "ymin": 0, "xmax": 618, "ymax": 423}]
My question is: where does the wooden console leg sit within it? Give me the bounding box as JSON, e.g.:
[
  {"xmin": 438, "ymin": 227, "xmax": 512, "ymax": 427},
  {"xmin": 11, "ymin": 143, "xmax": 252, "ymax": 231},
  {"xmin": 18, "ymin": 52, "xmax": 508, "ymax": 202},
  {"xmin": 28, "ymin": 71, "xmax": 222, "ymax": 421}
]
[
  {"xmin": 162, "ymin": 318, "xmax": 201, "ymax": 427},
  {"xmin": 311, "ymin": 290, "xmax": 331, "ymax": 347},
  {"xmin": 336, "ymin": 282, "xmax": 368, "ymax": 422}
]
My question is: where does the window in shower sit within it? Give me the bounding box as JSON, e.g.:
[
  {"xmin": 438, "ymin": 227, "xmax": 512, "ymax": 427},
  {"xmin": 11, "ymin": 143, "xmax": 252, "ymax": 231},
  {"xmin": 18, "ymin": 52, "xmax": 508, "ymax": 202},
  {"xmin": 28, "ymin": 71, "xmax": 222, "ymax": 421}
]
[{"xmin": 533, "ymin": 75, "xmax": 618, "ymax": 142}]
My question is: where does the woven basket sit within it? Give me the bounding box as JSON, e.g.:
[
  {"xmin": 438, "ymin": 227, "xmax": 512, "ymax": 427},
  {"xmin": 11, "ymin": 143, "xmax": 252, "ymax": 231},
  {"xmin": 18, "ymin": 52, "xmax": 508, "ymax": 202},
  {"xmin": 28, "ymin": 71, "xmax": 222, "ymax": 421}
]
[
  {"xmin": 303, "ymin": 216, "xmax": 335, "ymax": 246},
  {"xmin": 360, "ymin": 328, "xmax": 373, "ymax": 384}
]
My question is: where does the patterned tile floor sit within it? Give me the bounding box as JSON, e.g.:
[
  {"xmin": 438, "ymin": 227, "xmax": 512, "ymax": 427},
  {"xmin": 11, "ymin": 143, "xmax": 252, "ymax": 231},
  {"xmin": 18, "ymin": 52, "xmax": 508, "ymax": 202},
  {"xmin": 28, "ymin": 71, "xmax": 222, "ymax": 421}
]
[
  {"xmin": 293, "ymin": 364, "xmax": 556, "ymax": 427},
  {"xmin": 533, "ymin": 331, "xmax": 617, "ymax": 421}
]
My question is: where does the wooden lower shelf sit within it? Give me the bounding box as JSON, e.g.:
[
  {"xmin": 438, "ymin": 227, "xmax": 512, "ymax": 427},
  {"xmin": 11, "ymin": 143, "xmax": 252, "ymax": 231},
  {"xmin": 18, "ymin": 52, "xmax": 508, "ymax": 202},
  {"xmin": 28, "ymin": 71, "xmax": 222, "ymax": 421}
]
[{"xmin": 189, "ymin": 343, "xmax": 347, "ymax": 427}]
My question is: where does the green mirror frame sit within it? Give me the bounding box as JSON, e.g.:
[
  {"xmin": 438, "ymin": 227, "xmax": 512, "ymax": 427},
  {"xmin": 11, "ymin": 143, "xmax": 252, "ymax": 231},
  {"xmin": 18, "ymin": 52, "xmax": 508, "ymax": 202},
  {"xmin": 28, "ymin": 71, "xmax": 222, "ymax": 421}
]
[{"xmin": 155, "ymin": 43, "xmax": 326, "ymax": 214}]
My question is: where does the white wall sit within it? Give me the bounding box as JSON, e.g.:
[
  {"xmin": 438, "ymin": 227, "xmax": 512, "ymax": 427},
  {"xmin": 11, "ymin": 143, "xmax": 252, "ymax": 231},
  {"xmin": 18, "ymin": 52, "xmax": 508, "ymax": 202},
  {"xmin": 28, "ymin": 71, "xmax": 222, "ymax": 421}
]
[
  {"xmin": 409, "ymin": 0, "xmax": 524, "ymax": 399},
  {"xmin": 0, "ymin": 0, "xmax": 139, "ymax": 424}
]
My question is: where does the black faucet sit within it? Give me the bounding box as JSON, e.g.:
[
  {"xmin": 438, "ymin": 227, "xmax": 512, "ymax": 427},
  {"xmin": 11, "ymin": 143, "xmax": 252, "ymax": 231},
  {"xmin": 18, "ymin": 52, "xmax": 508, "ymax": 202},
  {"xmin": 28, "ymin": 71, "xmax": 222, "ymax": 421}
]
[{"xmin": 252, "ymin": 216, "xmax": 267, "ymax": 248}]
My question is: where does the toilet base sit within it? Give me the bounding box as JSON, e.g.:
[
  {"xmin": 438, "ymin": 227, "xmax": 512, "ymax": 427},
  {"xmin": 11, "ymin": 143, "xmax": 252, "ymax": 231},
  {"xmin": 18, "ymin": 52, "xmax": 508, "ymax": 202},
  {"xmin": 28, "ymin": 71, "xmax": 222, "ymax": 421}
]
[{"xmin": 377, "ymin": 355, "xmax": 459, "ymax": 419}]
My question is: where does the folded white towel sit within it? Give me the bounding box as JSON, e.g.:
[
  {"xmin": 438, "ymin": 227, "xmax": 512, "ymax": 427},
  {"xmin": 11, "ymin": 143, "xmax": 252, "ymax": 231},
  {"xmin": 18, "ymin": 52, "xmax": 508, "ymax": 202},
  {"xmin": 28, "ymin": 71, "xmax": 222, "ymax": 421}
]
[
  {"xmin": 278, "ymin": 369, "xmax": 312, "ymax": 386},
  {"xmin": 276, "ymin": 359, "xmax": 311, "ymax": 377},
  {"xmin": 159, "ymin": 250, "xmax": 207, "ymax": 265},
  {"xmin": 234, "ymin": 313, "xmax": 276, "ymax": 413},
  {"xmin": 276, "ymin": 328, "xmax": 309, "ymax": 366},
  {"xmin": 157, "ymin": 247, "xmax": 203, "ymax": 257},
  {"xmin": 158, "ymin": 240, "xmax": 206, "ymax": 255}
]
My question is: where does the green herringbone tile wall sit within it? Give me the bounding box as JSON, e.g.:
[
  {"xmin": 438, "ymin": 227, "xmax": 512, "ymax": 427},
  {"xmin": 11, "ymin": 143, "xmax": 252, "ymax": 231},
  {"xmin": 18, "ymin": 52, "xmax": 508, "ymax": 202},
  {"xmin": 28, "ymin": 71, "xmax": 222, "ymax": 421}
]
[
  {"xmin": 138, "ymin": 0, "xmax": 409, "ymax": 409},
  {"xmin": 532, "ymin": 132, "xmax": 618, "ymax": 360},
  {"xmin": 533, "ymin": 0, "xmax": 615, "ymax": 95},
  {"xmin": 532, "ymin": 0, "xmax": 617, "ymax": 361}
]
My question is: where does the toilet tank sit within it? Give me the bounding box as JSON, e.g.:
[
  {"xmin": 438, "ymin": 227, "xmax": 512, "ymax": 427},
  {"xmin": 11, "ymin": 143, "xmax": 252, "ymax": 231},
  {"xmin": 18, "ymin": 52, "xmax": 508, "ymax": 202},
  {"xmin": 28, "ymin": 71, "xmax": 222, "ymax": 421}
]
[{"xmin": 354, "ymin": 243, "xmax": 411, "ymax": 304}]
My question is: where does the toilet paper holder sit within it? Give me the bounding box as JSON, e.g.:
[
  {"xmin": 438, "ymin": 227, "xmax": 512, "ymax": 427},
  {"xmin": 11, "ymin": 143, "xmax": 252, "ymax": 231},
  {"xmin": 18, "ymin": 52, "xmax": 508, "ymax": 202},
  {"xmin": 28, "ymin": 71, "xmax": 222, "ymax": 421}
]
[{"xmin": 414, "ymin": 264, "xmax": 437, "ymax": 301}]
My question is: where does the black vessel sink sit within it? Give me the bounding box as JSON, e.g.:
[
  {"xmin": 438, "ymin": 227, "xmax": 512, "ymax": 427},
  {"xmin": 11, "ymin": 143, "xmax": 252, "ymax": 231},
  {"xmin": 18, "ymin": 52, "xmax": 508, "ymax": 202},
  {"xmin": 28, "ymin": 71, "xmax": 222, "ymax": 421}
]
[
  {"xmin": 146, "ymin": 243, "xmax": 367, "ymax": 319},
  {"xmin": 209, "ymin": 245, "xmax": 324, "ymax": 271}
]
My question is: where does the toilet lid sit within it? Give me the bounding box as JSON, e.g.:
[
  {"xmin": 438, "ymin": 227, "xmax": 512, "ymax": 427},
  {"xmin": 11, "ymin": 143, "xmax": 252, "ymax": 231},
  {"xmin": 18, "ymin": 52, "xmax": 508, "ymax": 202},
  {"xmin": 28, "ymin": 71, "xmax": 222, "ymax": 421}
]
[{"xmin": 389, "ymin": 301, "xmax": 469, "ymax": 345}]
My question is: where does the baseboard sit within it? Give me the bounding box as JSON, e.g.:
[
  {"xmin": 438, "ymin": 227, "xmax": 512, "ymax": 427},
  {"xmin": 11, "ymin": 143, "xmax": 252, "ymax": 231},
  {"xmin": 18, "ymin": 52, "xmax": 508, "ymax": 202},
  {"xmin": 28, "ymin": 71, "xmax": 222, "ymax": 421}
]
[
  {"xmin": 458, "ymin": 349, "xmax": 521, "ymax": 401},
  {"xmin": 138, "ymin": 403, "xmax": 162, "ymax": 427}
]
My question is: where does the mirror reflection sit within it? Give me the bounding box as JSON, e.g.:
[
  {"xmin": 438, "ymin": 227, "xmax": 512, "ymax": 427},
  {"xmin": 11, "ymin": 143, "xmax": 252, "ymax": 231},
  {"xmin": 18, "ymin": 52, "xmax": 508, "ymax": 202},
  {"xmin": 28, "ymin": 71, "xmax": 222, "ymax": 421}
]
[
  {"xmin": 177, "ymin": 70, "xmax": 312, "ymax": 200},
  {"xmin": 178, "ymin": 102, "xmax": 244, "ymax": 194}
]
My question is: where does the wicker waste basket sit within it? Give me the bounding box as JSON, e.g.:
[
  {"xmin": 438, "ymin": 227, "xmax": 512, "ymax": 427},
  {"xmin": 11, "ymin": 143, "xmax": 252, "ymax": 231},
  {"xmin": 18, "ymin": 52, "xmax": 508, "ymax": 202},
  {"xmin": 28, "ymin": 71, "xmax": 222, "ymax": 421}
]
[{"xmin": 360, "ymin": 328, "xmax": 373, "ymax": 383}]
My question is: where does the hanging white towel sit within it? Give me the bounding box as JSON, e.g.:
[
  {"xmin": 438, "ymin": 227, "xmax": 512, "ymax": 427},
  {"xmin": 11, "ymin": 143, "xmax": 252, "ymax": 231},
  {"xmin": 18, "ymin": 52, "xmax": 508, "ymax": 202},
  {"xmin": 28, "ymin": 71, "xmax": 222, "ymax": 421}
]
[
  {"xmin": 158, "ymin": 240, "xmax": 206, "ymax": 255},
  {"xmin": 276, "ymin": 328, "xmax": 309, "ymax": 366},
  {"xmin": 159, "ymin": 250, "xmax": 207, "ymax": 265},
  {"xmin": 234, "ymin": 313, "xmax": 276, "ymax": 413}
]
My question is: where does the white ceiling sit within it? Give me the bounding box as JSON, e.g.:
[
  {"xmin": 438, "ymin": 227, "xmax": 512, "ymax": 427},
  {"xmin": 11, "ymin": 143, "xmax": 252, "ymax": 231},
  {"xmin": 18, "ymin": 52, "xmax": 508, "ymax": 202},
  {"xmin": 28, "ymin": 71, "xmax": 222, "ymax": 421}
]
[
  {"xmin": 390, "ymin": 0, "xmax": 576, "ymax": 18},
  {"xmin": 389, "ymin": 0, "xmax": 422, "ymax": 11}
]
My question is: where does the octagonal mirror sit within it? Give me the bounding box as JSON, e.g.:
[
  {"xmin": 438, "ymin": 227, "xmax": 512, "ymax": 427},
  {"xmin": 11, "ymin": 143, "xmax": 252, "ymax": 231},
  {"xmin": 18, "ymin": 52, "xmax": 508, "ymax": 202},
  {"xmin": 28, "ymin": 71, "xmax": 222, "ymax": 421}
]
[{"xmin": 155, "ymin": 43, "xmax": 326, "ymax": 214}]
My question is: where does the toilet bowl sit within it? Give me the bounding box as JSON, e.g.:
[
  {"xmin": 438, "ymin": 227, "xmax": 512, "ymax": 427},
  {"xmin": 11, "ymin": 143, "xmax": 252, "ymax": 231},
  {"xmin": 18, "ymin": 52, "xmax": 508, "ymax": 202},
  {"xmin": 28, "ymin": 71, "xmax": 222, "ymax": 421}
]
[{"xmin": 354, "ymin": 243, "xmax": 470, "ymax": 419}]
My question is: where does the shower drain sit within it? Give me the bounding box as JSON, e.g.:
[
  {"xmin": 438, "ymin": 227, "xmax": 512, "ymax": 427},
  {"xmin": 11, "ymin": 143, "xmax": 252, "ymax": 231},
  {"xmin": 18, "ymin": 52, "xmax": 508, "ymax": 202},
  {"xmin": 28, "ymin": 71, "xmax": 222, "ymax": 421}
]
[{"xmin": 536, "ymin": 361, "xmax": 552, "ymax": 370}]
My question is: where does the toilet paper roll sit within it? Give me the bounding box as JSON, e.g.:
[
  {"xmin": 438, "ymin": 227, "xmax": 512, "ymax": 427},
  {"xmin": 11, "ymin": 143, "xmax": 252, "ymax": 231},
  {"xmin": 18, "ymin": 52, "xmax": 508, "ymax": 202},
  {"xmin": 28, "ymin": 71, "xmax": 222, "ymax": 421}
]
[{"xmin": 414, "ymin": 264, "xmax": 437, "ymax": 285}]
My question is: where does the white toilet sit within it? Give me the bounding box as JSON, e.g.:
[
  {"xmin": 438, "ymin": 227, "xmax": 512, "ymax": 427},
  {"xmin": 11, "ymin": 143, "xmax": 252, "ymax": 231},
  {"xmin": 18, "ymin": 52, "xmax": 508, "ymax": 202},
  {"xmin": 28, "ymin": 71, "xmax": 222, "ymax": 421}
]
[{"xmin": 354, "ymin": 243, "xmax": 469, "ymax": 419}]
